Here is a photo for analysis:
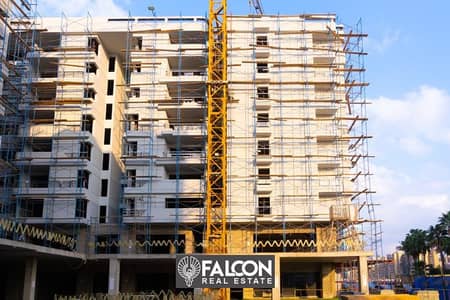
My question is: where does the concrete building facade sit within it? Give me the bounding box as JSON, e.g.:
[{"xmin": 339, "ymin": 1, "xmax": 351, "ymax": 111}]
[{"xmin": 0, "ymin": 3, "xmax": 378, "ymax": 299}]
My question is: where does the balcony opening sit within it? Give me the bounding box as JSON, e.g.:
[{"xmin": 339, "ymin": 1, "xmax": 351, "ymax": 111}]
[
  {"xmin": 131, "ymin": 87, "xmax": 140, "ymax": 98},
  {"xmin": 20, "ymin": 199, "xmax": 44, "ymax": 218},
  {"xmin": 256, "ymin": 35, "xmax": 268, "ymax": 46},
  {"xmin": 30, "ymin": 138, "xmax": 52, "ymax": 152},
  {"xmin": 257, "ymin": 86, "xmax": 269, "ymax": 99},
  {"xmin": 257, "ymin": 113, "xmax": 269, "ymax": 126},
  {"xmin": 81, "ymin": 114, "xmax": 94, "ymax": 133},
  {"xmin": 85, "ymin": 62, "xmax": 98, "ymax": 74},
  {"xmin": 257, "ymin": 62, "xmax": 269, "ymax": 73},
  {"xmin": 29, "ymin": 166, "xmax": 49, "ymax": 188},
  {"xmin": 258, "ymin": 168, "xmax": 270, "ymax": 180},
  {"xmin": 37, "ymin": 86, "xmax": 56, "ymax": 101},
  {"xmin": 40, "ymin": 32, "xmax": 61, "ymax": 52},
  {"xmin": 131, "ymin": 62, "xmax": 142, "ymax": 73},
  {"xmin": 257, "ymin": 197, "xmax": 271, "ymax": 215},
  {"xmin": 122, "ymin": 197, "xmax": 136, "ymax": 216},
  {"xmin": 87, "ymin": 37, "xmax": 99, "ymax": 55},
  {"xmin": 257, "ymin": 140, "xmax": 270, "ymax": 155},
  {"xmin": 31, "ymin": 110, "xmax": 54, "ymax": 124},
  {"xmin": 165, "ymin": 197, "xmax": 204, "ymax": 208},
  {"xmin": 132, "ymin": 36, "xmax": 143, "ymax": 50},
  {"xmin": 125, "ymin": 114, "xmax": 139, "ymax": 131},
  {"xmin": 33, "ymin": 57, "xmax": 58, "ymax": 78},
  {"xmin": 83, "ymin": 88, "xmax": 96, "ymax": 100},
  {"xmin": 76, "ymin": 169, "xmax": 90, "ymax": 189},
  {"xmin": 125, "ymin": 141, "xmax": 138, "ymax": 157},
  {"xmin": 79, "ymin": 141, "xmax": 92, "ymax": 160},
  {"xmin": 75, "ymin": 198, "xmax": 88, "ymax": 218},
  {"xmin": 126, "ymin": 169, "xmax": 136, "ymax": 187}
]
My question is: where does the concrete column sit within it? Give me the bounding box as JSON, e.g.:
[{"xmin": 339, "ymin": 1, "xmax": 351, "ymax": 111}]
[
  {"xmin": 321, "ymin": 263, "xmax": 336, "ymax": 298},
  {"xmin": 184, "ymin": 230, "xmax": 194, "ymax": 254},
  {"xmin": 358, "ymin": 256, "xmax": 369, "ymax": 295},
  {"xmin": 272, "ymin": 255, "xmax": 281, "ymax": 300},
  {"xmin": 23, "ymin": 257, "xmax": 38, "ymax": 300},
  {"xmin": 108, "ymin": 258, "xmax": 120, "ymax": 295}
]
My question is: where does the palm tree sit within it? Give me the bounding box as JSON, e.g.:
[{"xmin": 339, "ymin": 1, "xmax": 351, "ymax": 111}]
[
  {"xmin": 435, "ymin": 211, "xmax": 450, "ymax": 300},
  {"xmin": 438, "ymin": 211, "xmax": 450, "ymax": 256},
  {"xmin": 401, "ymin": 229, "xmax": 428, "ymax": 275},
  {"xmin": 430, "ymin": 211, "xmax": 450, "ymax": 272}
]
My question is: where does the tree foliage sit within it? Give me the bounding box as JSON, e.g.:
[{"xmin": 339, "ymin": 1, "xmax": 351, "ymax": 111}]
[{"xmin": 400, "ymin": 210, "xmax": 450, "ymax": 275}]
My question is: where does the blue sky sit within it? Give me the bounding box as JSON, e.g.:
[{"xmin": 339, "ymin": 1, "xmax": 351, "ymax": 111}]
[{"xmin": 39, "ymin": 0, "xmax": 450, "ymax": 254}]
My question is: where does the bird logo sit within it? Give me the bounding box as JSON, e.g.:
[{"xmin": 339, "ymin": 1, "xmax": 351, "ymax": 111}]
[{"xmin": 177, "ymin": 256, "xmax": 201, "ymax": 287}]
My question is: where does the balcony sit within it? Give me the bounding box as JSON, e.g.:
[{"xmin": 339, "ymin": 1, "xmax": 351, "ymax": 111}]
[
  {"xmin": 156, "ymin": 150, "xmax": 203, "ymax": 166},
  {"xmin": 15, "ymin": 179, "xmax": 89, "ymax": 197},
  {"xmin": 123, "ymin": 179, "xmax": 203, "ymax": 195},
  {"xmin": 15, "ymin": 151, "xmax": 52, "ymax": 161},
  {"xmin": 158, "ymin": 100, "xmax": 205, "ymax": 124},
  {"xmin": 255, "ymin": 122, "xmax": 271, "ymax": 137},
  {"xmin": 256, "ymin": 180, "xmax": 272, "ymax": 193},
  {"xmin": 25, "ymin": 124, "xmax": 54, "ymax": 137},
  {"xmin": 254, "ymin": 48, "xmax": 270, "ymax": 59},
  {"xmin": 24, "ymin": 124, "xmax": 91, "ymax": 139},
  {"xmin": 159, "ymin": 124, "xmax": 204, "ymax": 144},
  {"xmin": 255, "ymin": 99, "xmax": 271, "ymax": 110}
]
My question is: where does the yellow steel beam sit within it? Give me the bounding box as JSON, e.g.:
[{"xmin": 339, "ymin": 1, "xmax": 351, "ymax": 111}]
[{"xmin": 206, "ymin": 0, "xmax": 228, "ymax": 255}]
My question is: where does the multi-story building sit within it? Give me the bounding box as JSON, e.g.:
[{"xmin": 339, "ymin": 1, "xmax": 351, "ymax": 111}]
[{"xmin": 0, "ymin": 3, "xmax": 378, "ymax": 299}]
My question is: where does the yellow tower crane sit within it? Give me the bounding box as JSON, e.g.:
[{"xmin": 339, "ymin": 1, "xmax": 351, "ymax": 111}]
[
  {"xmin": 205, "ymin": 0, "xmax": 262, "ymax": 298},
  {"xmin": 205, "ymin": 0, "xmax": 228, "ymax": 255}
]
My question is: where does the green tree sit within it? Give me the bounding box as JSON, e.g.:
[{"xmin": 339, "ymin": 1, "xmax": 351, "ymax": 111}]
[
  {"xmin": 401, "ymin": 229, "xmax": 428, "ymax": 275},
  {"xmin": 438, "ymin": 211, "xmax": 450, "ymax": 256},
  {"xmin": 425, "ymin": 211, "xmax": 449, "ymax": 275}
]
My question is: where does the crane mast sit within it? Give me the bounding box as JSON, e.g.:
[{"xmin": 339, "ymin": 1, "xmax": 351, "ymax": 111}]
[
  {"xmin": 206, "ymin": 0, "xmax": 228, "ymax": 254},
  {"xmin": 205, "ymin": 1, "xmax": 261, "ymax": 297}
]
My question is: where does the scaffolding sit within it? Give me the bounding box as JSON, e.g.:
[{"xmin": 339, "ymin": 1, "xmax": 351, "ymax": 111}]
[
  {"xmin": 0, "ymin": 4, "xmax": 111, "ymax": 252},
  {"xmin": 0, "ymin": 9, "xmax": 381, "ymax": 297},
  {"xmin": 0, "ymin": 0, "xmax": 39, "ymax": 238}
]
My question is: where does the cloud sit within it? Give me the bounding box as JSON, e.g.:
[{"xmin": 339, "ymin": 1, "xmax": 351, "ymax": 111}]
[
  {"xmin": 372, "ymin": 164, "xmax": 450, "ymax": 254},
  {"xmin": 368, "ymin": 86, "xmax": 450, "ymax": 254},
  {"xmin": 398, "ymin": 194, "xmax": 450, "ymax": 211},
  {"xmin": 398, "ymin": 136, "xmax": 431, "ymax": 156},
  {"xmin": 370, "ymin": 85, "xmax": 450, "ymax": 156},
  {"xmin": 366, "ymin": 29, "xmax": 400, "ymax": 54},
  {"xmin": 39, "ymin": 0, "xmax": 127, "ymax": 17}
]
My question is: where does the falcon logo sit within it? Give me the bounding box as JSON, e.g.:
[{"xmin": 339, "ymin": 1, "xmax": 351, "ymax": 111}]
[
  {"xmin": 177, "ymin": 256, "xmax": 201, "ymax": 287},
  {"xmin": 176, "ymin": 255, "xmax": 274, "ymax": 288}
]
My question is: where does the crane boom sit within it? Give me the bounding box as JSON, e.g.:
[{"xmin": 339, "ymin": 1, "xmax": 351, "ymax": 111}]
[
  {"xmin": 250, "ymin": 0, "xmax": 264, "ymax": 15},
  {"xmin": 206, "ymin": 0, "xmax": 228, "ymax": 255}
]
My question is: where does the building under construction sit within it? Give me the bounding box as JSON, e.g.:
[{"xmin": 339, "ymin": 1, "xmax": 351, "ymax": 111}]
[{"xmin": 0, "ymin": 0, "xmax": 381, "ymax": 299}]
